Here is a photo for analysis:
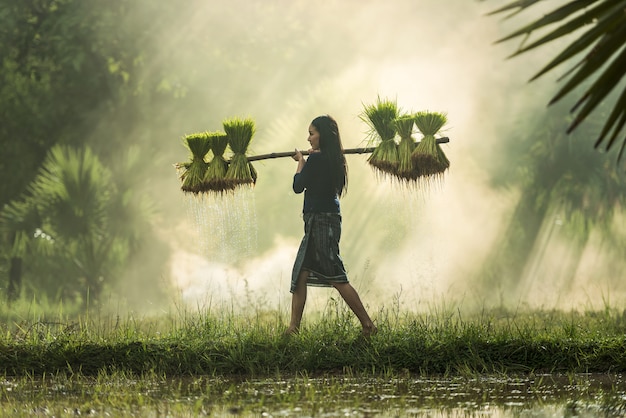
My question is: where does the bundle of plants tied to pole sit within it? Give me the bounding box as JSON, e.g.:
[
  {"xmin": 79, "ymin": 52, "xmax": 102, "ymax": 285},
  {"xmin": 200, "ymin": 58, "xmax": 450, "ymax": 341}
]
[
  {"xmin": 175, "ymin": 100, "xmax": 450, "ymax": 196},
  {"xmin": 223, "ymin": 117, "xmax": 257, "ymax": 188},
  {"xmin": 179, "ymin": 132, "xmax": 211, "ymax": 194},
  {"xmin": 394, "ymin": 115, "xmax": 419, "ymax": 181},
  {"xmin": 412, "ymin": 110, "xmax": 449, "ymax": 180},
  {"xmin": 360, "ymin": 96, "xmax": 400, "ymax": 177},
  {"xmin": 175, "ymin": 117, "xmax": 259, "ymax": 195},
  {"xmin": 360, "ymin": 97, "xmax": 450, "ymax": 185},
  {"xmin": 203, "ymin": 131, "xmax": 232, "ymax": 193}
]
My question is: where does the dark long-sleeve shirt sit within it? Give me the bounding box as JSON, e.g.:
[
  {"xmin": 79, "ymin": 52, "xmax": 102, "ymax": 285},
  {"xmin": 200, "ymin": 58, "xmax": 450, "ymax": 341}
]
[{"xmin": 293, "ymin": 152, "xmax": 340, "ymax": 214}]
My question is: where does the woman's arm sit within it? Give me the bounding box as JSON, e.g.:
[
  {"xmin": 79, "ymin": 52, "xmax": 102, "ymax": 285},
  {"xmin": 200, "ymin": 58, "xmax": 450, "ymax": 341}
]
[
  {"xmin": 292, "ymin": 149, "xmax": 318, "ymax": 193},
  {"xmin": 293, "ymin": 148, "xmax": 306, "ymax": 174}
]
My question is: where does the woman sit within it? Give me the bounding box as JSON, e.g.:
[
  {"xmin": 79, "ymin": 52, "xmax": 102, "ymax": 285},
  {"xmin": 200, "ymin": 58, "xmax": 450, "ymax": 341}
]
[{"xmin": 286, "ymin": 115, "xmax": 377, "ymax": 337}]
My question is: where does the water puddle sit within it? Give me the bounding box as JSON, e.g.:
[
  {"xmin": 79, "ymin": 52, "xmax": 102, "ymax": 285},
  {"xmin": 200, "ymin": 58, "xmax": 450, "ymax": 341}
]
[{"xmin": 2, "ymin": 373, "xmax": 626, "ymax": 416}]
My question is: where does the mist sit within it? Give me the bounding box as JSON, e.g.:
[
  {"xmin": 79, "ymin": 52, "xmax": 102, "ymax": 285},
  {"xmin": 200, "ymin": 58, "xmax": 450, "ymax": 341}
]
[{"xmin": 112, "ymin": 0, "xmax": 626, "ymax": 315}]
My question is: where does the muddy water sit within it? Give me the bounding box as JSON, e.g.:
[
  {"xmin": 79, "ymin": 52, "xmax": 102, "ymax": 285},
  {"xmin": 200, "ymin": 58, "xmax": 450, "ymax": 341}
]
[{"xmin": 2, "ymin": 374, "xmax": 626, "ymax": 417}]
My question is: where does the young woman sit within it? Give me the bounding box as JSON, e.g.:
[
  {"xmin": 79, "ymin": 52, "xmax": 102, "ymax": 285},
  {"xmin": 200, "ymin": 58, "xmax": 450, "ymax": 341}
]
[{"xmin": 286, "ymin": 115, "xmax": 377, "ymax": 337}]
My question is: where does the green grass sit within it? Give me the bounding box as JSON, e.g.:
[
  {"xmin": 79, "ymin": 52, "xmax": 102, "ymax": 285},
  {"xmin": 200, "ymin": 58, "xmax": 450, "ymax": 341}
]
[{"xmin": 1, "ymin": 299, "xmax": 626, "ymax": 377}]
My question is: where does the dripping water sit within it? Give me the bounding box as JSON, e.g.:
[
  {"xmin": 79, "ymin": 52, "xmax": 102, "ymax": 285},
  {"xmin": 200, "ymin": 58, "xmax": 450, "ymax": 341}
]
[{"xmin": 183, "ymin": 188, "xmax": 258, "ymax": 265}]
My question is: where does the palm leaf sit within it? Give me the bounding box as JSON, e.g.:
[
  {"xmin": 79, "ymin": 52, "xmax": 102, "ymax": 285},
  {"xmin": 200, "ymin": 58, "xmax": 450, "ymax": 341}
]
[
  {"xmin": 0, "ymin": 199, "xmax": 41, "ymax": 257},
  {"xmin": 528, "ymin": 11, "xmax": 624, "ymax": 82},
  {"xmin": 489, "ymin": 0, "xmax": 626, "ymax": 160},
  {"xmin": 493, "ymin": 0, "xmax": 597, "ymax": 44},
  {"xmin": 565, "ymin": 44, "xmax": 626, "ymax": 134},
  {"xmin": 618, "ymin": 131, "xmax": 626, "ymax": 162},
  {"xmin": 486, "ymin": 0, "xmax": 543, "ymax": 17},
  {"xmin": 599, "ymin": 86, "xmax": 626, "ymax": 151},
  {"xmin": 549, "ymin": 25, "xmax": 626, "ymax": 104},
  {"xmin": 28, "ymin": 146, "xmax": 111, "ymax": 239}
]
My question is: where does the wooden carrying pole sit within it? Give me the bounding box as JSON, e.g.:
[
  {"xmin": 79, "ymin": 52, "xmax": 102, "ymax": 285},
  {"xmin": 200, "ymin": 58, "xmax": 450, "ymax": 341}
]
[{"xmin": 246, "ymin": 137, "xmax": 450, "ymax": 162}]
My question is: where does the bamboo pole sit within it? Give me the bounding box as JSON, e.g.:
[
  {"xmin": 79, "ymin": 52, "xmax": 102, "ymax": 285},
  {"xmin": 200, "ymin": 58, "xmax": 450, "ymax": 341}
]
[
  {"xmin": 246, "ymin": 137, "xmax": 449, "ymax": 162},
  {"xmin": 175, "ymin": 137, "xmax": 450, "ymax": 169}
]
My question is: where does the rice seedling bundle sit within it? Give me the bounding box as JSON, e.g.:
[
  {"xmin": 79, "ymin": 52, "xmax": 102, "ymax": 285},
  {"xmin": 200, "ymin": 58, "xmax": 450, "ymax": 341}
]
[
  {"xmin": 412, "ymin": 111, "xmax": 449, "ymax": 178},
  {"xmin": 394, "ymin": 115, "xmax": 419, "ymax": 181},
  {"xmin": 203, "ymin": 131, "xmax": 235, "ymax": 193},
  {"xmin": 180, "ymin": 132, "xmax": 211, "ymax": 194},
  {"xmin": 224, "ymin": 117, "xmax": 257, "ymax": 189},
  {"xmin": 360, "ymin": 97, "xmax": 400, "ymax": 176}
]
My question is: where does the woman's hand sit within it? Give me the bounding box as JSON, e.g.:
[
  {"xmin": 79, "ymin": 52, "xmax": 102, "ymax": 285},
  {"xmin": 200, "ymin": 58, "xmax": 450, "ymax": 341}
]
[
  {"xmin": 293, "ymin": 148, "xmax": 306, "ymax": 173},
  {"xmin": 292, "ymin": 148, "xmax": 303, "ymax": 161}
]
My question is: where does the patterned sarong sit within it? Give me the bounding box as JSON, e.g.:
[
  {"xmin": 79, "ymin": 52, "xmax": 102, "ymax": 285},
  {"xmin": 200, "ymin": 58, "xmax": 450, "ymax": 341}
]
[{"xmin": 290, "ymin": 212, "xmax": 349, "ymax": 293}]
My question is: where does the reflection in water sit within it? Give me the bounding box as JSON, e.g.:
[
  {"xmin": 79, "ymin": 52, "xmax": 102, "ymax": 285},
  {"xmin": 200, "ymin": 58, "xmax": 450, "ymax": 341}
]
[{"xmin": 3, "ymin": 374, "xmax": 626, "ymax": 417}]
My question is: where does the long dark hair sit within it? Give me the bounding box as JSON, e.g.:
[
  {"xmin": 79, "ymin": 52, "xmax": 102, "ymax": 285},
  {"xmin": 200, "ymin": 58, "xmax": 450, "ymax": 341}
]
[{"xmin": 311, "ymin": 115, "xmax": 348, "ymax": 197}]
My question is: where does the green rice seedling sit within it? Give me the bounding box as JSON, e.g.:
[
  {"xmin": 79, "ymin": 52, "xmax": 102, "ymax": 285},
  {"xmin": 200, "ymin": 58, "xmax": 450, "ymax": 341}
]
[
  {"xmin": 224, "ymin": 117, "xmax": 257, "ymax": 189},
  {"xmin": 369, "ymin": 139, "xmax": 399, "ymax": 176},
  {"xmin": 412, "ymin": 111, "xmax": 450, "ymax": 179},
  {"xmin": 360, "ymin": 97, "xmax": 400, "ymax": 176},
  {"xmin": 203, "ymin": 131, "xmax": 235, "ymax": 194},
  {"xmin": 394, "ymin": 115, "xmax": 419, "ymax": 181},
  {"xmin": 180, "ymin": 132, "xmax": 211, "ymax": 194}
]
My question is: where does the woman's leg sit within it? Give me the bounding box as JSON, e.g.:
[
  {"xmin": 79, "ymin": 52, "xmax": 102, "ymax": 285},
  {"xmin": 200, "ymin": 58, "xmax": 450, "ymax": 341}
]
[
  {"xmin": 333, "ymin": 283, "xmax": 377, "ymax": 336},
  {"xmin": 285, "ymin": 269, "xmax": 309, "ymax": 334}
]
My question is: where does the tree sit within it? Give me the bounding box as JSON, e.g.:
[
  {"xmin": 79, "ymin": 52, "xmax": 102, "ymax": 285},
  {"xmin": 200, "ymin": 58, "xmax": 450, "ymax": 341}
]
[
  {"xmin": 1, "ymin": 0, "xmax": 116, "ymax": 207},
  {"xmin": 0, "ymin": 145, "xmax": 154, "ymax": 304},
  {"xmin": 488, "ymin": 0, "xmax": 626, "ymax": 160},
  {"xmin": 0, "ymin": 0, "xmax": 183, "ymax": 206},
  {"xmin": 0, "ymin": 200, "xmax": 41, "ymax": 301},
  {"xmin": 0, "ymin": 0, "xmax": 177, "ymax": 304},
  {"xmin": 475, "ymin": 102, "xmax": 626, "ymax": 306}
]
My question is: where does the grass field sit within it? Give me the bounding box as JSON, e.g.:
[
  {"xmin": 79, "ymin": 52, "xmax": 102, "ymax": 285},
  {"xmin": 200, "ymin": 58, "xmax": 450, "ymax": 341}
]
[{"xmin": 1, "ymin": 297, "xmax": 626, "ymax": 377}]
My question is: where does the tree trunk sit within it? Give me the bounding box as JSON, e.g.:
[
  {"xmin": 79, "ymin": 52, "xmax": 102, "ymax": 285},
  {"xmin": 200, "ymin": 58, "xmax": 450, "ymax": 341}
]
[
  {"xmin": 473, "ymin": 186, "xmax": 552, "ymax": 305},
  {"xmin": 7, "ymin": 256, "xmax": 22, "ymax": 302}
]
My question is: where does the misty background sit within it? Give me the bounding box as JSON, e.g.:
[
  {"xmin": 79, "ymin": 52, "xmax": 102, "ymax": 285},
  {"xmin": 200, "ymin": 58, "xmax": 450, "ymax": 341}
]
[{"xmin": 1, "ymin": 0, "xmax": 625, "ymax": 316}]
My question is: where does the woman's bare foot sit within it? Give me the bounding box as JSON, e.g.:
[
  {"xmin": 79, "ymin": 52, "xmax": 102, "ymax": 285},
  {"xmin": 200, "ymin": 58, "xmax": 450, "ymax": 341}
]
[
  {"xmin": 284, "ymin": 326, "xmax": 299, "ymax": 336},
  {"xmin": 362, "ymin": 323, "xmax": 378, "ymax": 338}
]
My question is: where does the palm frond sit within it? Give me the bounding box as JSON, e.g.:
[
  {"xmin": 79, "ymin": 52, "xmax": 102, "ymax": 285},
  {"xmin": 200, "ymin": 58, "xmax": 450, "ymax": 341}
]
[
  {"xmin": 489, "ymin": 0, "xmax": 626, "ymax": 160},
  {"xmin": 598, "ymin": 87, "xmax": 626, "ymax": 151},
  {"xmin": 565, "ymin": 44, "xmax": 626, "ymax": 134},
  {"xmin": 486, "ymin": 0, "xmax": 543, "ymax": 17},
  {"xmin": 0, "ymin": 199, "xmax": 41, "ymax": 257},
  {"xmin": 528, "ymin": 10, "xmax": 624, "ymax": 81},
  {"xmin": 28, "ymin": 146, "xmax": 111, "ymax": 238},
  {"xmin": 493, "ymin": 0, "xmax": 598, "ymax": 44},
  {"xmin": 550, "ymin": 26, "xmax": 626, "ymax": 105}
]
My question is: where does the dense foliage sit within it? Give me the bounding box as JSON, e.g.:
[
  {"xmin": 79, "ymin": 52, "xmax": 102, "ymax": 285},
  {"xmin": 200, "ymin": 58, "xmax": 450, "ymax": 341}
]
[{"xmin": 0, "ymin": 0, "xmax": 181, "ymax": 303}]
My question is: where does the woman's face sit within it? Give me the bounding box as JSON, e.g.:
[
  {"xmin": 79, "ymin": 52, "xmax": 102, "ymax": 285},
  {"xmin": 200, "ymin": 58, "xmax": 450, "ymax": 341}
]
[{"xmin": 308, "ymin": 124, "xmax": 320, "ymax": 150}]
